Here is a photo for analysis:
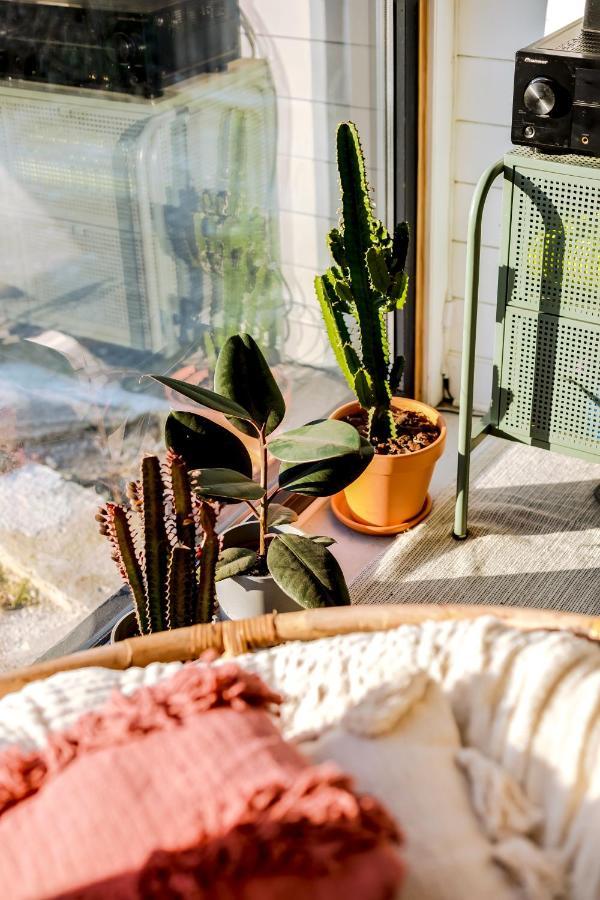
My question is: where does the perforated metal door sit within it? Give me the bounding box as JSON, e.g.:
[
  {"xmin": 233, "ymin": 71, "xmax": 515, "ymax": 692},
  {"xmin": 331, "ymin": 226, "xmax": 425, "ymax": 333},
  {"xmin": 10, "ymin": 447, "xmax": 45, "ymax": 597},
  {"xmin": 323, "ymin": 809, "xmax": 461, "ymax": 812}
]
[
  {"xmin": 499, "ymin": 307, "xmax": 600, "ymax": 453},
  {"xmin": 508, "ymin": 167, "xmax": 600, "ymax": 324},
  {"xmin": 494, "ymin": 153, "xmax": 600, "ymax": 459}
]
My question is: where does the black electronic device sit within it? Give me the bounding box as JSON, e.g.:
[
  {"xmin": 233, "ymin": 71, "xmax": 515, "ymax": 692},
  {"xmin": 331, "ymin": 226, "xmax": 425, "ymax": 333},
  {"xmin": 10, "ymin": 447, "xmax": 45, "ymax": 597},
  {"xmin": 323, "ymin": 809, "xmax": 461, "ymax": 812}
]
[
  {"xmin": 0, "ymin": 0, "xmax": 240, "ymax": 98},
  {"xmin": 512, "ymin": 0, "xmax": 600, "ymax": 155}
]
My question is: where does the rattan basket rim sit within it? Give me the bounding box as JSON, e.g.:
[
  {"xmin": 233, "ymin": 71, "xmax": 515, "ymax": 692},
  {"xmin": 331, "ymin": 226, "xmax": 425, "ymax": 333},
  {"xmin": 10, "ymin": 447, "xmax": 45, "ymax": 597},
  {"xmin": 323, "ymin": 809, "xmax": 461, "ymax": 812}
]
[{"xmin": 0, "ymin": 603, "xmax": 598, "ymax": 700}]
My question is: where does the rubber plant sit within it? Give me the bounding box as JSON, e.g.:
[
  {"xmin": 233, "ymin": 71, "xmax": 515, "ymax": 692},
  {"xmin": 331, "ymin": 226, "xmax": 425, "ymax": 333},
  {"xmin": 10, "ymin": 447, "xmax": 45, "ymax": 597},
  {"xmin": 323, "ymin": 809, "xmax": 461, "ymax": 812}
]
[
  {"xmin": 96, "ymin": 452, "xmax": 219, "ymax": 634},
  {"xmin": 315, "ymin": 121, "xmax": 410, "ymax": 441},
  {"xmin": 150, "ymin": 333, "xmax": 373, "ymax": 608}
]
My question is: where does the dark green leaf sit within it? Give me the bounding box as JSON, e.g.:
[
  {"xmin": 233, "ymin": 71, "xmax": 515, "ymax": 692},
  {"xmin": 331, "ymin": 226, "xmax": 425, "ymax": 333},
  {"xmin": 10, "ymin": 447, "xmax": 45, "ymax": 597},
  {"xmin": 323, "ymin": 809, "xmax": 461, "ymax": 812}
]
[
  {"xmin": 268, "ymin": 419, "xmax": 360, "ymax": 463},
  {"xmin": 267, "ymin": 534, "xmax": 350, "ymax": 608},
  {"xmin": 310, "ymin": 535, "xmax": 336, "ymax": 546},
  {"xmin": 278, "ymin": 437, "xmax": 373, "ymax": 496},
  {"xmin": 266, "ymin": 504, "xmax": 299, "ymax": 527},
  {"xmin": 215, "ymin": 547, "xmax": 257, "ymax": 582},
  {"xmin": 190, "ymin": 468, "xmax": 265, "ymax": 501},
  {"xmin": 214, "ymin": 333, "xmax": 285, "ymax": 436},
  {"xmin": 150, "ymin": 375, "xmax": 253, "ymax": 422},
  {"xmin": 165, "ymin": 411, "xmax": 252, "ymax": 478}
]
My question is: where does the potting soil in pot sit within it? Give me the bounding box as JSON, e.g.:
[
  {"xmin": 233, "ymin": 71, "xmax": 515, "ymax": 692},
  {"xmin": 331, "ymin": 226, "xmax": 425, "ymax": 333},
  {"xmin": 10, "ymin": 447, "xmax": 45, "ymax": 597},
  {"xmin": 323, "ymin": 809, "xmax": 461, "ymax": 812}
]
[{"xmin": 344, "ymin": 408, "xmax": 440, "ymax": 456}]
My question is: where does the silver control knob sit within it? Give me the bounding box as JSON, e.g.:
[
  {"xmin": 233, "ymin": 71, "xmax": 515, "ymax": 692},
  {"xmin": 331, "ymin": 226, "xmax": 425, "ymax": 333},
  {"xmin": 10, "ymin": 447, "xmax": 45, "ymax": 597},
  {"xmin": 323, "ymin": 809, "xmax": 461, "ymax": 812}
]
[{"xmin": 523, "ymin": 78, "xmax": 556, "ymax": 117}]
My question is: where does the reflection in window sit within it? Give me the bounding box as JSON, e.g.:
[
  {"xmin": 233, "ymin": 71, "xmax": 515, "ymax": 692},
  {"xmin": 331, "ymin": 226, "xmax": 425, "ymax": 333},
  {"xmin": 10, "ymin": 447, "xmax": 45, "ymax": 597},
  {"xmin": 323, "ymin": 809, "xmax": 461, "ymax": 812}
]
[{"xmin": 0, "ymin": 0, "xmax": 386, "ymax": 668}]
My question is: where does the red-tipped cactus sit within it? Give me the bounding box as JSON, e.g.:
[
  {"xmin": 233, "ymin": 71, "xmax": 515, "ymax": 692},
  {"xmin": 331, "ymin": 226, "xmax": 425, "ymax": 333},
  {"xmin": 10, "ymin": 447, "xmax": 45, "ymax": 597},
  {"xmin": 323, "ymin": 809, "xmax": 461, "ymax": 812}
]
[{"xmin": 97, "ymin": 452, "xmax": 219, "ymax": 635}]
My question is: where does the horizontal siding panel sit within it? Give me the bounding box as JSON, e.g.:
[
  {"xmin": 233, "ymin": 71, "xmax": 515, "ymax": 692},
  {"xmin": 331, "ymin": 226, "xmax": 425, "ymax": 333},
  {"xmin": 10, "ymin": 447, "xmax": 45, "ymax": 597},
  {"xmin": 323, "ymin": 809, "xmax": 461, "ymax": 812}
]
[
  {"xmin": 246, "ymin": 0, "xmax": 374, "ymax": 46},
  {"xmin": 451, "ymin": 241, "xmax": 501, "ymax": 305},
  {"xmin": 453, "ymin": 121, "xmax": 510, "ymax": 185},
  {"xmin": 455, "ymin": 57, "xmax": 514, "ymax": 127},
  {"xmin": 456, "ymin": 0, "xmax": 547, "ymax": 60},
  {"xmin": 445, "ymin": 350, "xmax": 494, "ymax": 414},
  {"xmin": 452, "ymin": 182, "xmax": 503, "ymax": 247},
  {"xmin": 445, "ymin": 297, "xmax": 498, "ymax": 359}
]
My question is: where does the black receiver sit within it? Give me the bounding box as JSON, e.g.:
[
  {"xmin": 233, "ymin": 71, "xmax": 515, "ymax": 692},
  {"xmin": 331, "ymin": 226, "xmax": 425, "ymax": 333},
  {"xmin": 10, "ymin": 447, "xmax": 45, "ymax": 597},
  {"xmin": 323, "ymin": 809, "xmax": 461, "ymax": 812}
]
[
  {"xmin": 0, "ymin": 0, "xmax": 240, "ymax": 98},
  {"xmin": 512, "ymin": 8, "xmax": 600, "ymax": 155}
]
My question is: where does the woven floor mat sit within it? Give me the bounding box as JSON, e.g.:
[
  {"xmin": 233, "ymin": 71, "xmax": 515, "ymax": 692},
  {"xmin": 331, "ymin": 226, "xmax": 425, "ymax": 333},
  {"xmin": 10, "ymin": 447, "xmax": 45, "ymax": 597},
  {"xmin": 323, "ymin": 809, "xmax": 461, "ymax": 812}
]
[{"xmin": 351, "ymin": 438, "xmax": 600, "ymax": 614}]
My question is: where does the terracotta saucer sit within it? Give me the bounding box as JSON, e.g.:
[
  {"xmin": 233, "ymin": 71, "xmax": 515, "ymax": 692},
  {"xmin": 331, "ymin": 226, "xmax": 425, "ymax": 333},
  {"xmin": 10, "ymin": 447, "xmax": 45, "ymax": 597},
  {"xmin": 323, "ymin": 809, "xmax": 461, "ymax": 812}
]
[{"xmin": 330, "ymin": 492, "xmax": 433, "ymax": 536}]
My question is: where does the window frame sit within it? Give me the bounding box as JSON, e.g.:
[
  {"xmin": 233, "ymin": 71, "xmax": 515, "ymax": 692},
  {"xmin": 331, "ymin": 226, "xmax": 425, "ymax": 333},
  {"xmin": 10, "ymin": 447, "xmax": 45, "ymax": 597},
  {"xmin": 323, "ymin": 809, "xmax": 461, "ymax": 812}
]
[
  {"xmin": 41, "ymin": 1, "xmax": 422, "ymax": 658},
  {"xmin": 392, "ymin": 0, "xmax": 420, "ymax": 399}
]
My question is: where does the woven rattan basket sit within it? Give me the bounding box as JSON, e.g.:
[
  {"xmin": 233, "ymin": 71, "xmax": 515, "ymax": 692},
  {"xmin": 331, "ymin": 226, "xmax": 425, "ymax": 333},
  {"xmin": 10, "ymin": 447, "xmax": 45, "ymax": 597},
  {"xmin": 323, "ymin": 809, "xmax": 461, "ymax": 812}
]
[{"xmin": 1, "ymin": 604, "xmax": 599, "ymax": 700}]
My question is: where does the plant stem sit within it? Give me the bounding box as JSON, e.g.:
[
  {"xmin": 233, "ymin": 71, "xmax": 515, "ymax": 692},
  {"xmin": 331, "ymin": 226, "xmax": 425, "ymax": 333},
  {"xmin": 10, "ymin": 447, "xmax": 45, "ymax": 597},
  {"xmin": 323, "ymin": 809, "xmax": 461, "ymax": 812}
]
[
  {"xmin": 244, "ymin": 499, "xmax": 259, "ymax": 518},
  {"xmin": 258, "ymin": 428, "xmax": 268, "ymax": 558}
]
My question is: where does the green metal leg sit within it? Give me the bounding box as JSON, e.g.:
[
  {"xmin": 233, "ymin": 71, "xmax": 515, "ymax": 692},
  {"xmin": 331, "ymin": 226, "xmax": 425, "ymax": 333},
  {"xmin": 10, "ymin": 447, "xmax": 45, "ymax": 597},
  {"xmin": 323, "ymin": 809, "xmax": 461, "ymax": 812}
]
[{"xmin": 453, "ymin": 159, "xmax": 505, "ymax": 540}]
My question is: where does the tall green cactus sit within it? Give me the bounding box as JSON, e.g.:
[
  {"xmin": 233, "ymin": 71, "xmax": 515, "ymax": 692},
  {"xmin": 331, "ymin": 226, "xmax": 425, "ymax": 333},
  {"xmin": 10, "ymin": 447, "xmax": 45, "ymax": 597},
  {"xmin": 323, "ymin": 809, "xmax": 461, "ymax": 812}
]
[
  {"xmin": 97, "ymin": 452, "xmax": 219, "ymax": 634},
  {"xmin": 315, "ymin": 122, "xmax": 410, "ymax": 441}
]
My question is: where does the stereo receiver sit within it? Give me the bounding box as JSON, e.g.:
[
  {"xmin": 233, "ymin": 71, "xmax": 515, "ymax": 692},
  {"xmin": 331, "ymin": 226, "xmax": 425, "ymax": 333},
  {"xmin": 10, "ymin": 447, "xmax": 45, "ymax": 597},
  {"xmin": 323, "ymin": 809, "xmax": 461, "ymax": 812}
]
[
  {"xmin": 512, "ymin": 0, "xmax": 600, "ymax": 155},
  {"xmin": 0, "ymin": 0, "xmax": 240, "ymax": 98}
]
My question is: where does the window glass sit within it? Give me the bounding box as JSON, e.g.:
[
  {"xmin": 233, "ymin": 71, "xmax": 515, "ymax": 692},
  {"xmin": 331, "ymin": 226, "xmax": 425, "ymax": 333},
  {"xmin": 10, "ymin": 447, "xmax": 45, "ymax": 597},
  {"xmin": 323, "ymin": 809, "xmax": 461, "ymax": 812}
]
[{"xmin": 0, "ymin": 0, "xmax": 388, "ymax": 668}]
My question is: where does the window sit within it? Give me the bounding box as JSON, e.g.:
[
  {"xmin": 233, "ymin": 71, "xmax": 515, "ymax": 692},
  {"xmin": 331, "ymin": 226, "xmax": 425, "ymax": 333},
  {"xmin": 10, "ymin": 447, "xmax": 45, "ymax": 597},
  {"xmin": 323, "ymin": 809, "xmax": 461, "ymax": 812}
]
[{"xmin": 0, "ymin": 0, "xmax": 405, "ymax": 667}]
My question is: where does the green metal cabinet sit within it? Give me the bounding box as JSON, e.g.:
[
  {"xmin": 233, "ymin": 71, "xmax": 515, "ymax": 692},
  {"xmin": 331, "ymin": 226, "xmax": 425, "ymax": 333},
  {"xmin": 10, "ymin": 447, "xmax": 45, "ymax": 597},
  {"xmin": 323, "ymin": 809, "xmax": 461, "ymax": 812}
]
[{"xmin": 454, "ymin": 149, "xmax": 600, "ymax": 538}]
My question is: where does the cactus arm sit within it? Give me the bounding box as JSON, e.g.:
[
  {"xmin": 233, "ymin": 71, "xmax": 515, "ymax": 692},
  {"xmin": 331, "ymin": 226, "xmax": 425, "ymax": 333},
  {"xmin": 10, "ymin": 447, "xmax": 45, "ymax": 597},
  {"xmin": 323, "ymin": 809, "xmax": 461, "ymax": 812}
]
[
  {"xmin": 336, "ymin": 122, "xmax": 373, "ymax": 295},
  {"xmin": 169, "ymin": 453, "xmax": 196, "ymax": 551},
  {"xmin": 386, "ymin": 271, "xmax": 409, "ymax": 310},
  {"xmin": 196, "ymin": 502, "xmax": 219, "ymax": 623},
  {"xmin": 327, "ymin": 227, "xmax": 348, "ymax": 270},
  {"xmin": 366, "ymin": 246, "xmax": 391, "ymax": 294},
  {"xmin": 102, "ymin": 504, "xmax": 149, "ymax": 635},
  {"xmin": 141, "ymin": 456, "xmax": 169, "ymax": 632},
  {"xmin": 315, "ymin": 273, "xmax": 356, "ymax": 391},
  {"xmin": 353, "ymin": 369, "xmax": 376, "ymax": 408},
  {"xmin": 167, "ymin": 545, "xmax": 194, "ymax": 629},
  {"xmin": 389, "ymin": 355, "xmax": 405, "ymax": 394}
]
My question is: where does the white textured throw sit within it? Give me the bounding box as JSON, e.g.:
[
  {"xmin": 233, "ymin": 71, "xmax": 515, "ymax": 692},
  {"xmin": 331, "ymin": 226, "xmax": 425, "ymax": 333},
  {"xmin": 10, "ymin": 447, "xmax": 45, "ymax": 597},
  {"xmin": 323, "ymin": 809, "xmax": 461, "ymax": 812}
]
[
  {"xmin": 351, "ymin": 439, "xmax": 600, "ymax": 613},
  {"xmin": 0, "ymin": 617, "xmax": 598, "ymax": 898}
]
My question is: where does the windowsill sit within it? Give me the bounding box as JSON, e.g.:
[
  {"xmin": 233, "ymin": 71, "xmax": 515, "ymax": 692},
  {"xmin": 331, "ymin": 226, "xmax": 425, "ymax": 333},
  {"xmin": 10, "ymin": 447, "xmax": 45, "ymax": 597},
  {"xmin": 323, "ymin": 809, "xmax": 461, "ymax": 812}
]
[
  {"xmin": 41, "ymin": 411, "xmax": 462, "ymax": 661},
  {"xmin": 296, "ymin": 411, "xmax": 461, "ymax": 583}
]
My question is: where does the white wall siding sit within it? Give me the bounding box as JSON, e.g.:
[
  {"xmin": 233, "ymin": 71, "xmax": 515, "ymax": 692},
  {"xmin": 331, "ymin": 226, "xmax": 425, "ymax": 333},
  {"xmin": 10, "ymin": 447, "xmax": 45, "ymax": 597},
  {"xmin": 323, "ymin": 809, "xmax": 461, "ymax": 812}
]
[{"xmin": 441, "ymin": 0, "xmax": 547, "ymax": 412}]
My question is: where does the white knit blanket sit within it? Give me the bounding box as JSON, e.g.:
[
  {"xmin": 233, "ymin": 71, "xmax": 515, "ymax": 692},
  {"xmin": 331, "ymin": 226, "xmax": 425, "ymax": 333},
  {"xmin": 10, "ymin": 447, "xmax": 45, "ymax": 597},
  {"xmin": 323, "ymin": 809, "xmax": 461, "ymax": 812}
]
[{"xmin": 0, "ymin": 616, "xmax": 598, "ymax": 898}]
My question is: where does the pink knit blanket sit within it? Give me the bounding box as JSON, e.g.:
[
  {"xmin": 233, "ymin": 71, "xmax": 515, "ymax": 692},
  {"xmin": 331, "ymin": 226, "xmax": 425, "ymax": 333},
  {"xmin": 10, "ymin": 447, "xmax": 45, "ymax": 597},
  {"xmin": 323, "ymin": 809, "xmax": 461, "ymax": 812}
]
[{"xmin": 0, "ymin": 663, "xmax": 403, "ymax": 899}]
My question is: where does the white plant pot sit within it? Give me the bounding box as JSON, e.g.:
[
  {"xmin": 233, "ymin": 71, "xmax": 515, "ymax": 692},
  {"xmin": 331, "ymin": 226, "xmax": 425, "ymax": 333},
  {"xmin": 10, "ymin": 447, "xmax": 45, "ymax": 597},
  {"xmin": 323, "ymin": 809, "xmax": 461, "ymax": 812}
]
[{"xmin": 216, "ymin": 522, "xmax": 302, "ymax": 619}]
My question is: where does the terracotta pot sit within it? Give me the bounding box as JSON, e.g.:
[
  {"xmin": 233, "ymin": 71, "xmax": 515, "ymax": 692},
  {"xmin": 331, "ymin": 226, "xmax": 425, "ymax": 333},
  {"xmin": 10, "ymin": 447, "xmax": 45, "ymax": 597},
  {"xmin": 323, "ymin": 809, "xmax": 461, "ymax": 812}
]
[
  {"xmin": 216, "ymin": 523, "xmax": 303, "ymax": 620},
  {"xmin": 330, "ymin": 398, "xmax": 447, "ymax": 528},
  {"xmin": 111, "ymin": 609, "xmax": 139, "ymax": 644}
]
